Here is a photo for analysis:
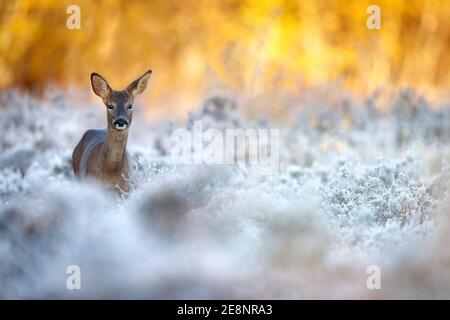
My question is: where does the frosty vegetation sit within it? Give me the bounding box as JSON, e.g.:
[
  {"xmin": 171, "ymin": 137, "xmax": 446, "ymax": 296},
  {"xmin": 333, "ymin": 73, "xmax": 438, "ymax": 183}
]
[{"xmin": 1, "ymin": 88, "xmax": 450, "ymax": 298}]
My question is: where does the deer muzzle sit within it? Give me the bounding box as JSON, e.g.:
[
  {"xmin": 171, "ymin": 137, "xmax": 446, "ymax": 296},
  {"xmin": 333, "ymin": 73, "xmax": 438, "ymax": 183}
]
[{"xmin": 113, "ymin": 118, "xmax": 129, "ymax": 130}]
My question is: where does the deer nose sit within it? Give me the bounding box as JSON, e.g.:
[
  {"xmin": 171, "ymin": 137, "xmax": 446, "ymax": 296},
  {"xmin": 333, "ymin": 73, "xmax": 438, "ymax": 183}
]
[{"xmin": 113, "ymin": 118, "xmax": 128, "ymax": 130}]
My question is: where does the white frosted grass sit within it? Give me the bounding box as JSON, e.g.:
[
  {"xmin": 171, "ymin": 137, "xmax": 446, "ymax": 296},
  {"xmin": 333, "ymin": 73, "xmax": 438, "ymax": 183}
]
[{"xmin": 0, "ymin": 89, "xmax": 449, "ymax": 298}]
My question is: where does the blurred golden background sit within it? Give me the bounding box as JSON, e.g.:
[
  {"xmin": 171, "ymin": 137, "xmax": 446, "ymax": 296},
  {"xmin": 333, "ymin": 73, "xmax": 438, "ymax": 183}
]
[{"xmin": 0, "ymin": 0, "xmax": 449, "ymax": 115}]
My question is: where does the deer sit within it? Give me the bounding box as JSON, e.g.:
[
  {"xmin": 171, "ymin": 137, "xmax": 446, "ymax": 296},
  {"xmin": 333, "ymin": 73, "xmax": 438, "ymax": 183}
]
[{"xmin": 72, "ymin": 69, "xmax": 152, "ymax": 194}]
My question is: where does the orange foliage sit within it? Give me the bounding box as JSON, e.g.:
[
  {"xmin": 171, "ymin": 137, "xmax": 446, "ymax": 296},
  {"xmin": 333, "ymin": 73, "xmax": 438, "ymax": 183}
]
[{"xmin": 0, "ymin": 0, "xmax": 449, "ymax": 112}]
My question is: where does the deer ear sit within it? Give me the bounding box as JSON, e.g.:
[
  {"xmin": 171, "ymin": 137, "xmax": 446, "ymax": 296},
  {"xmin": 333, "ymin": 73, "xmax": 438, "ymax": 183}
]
[
  {"xmin": 91, "ymin": 73, "xmax": 111, "ymax": 99},
  {"xmin": 126, "ymin": 69, "xmax": 152, "ymax": 96}
]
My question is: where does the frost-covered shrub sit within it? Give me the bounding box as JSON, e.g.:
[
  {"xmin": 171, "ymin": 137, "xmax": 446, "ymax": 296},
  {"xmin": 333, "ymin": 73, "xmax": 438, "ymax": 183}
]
[
  {"xmin": 187, "ymin": 93, "xmax": 242, "ymax": 131},
  {"xmin": 322, "ymin": 161, "xmax": 432, "ymax": 226},
  {"xmin": 393, "ymin": 88, "xmax": 450, "ymax": 145},
  {"xmin": 0, "ymin": 87, "xmax": 449, "ymax": 298}
]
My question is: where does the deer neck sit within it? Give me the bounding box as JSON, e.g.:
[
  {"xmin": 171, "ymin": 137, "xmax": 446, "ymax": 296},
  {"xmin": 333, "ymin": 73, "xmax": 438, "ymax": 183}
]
[{"xmin": 101, "ymin": 127, "xmax": 128, "ymax": 172}]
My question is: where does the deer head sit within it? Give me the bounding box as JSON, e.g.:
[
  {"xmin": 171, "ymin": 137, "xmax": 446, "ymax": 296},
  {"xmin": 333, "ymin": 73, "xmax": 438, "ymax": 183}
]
[{"xmin": 90, "ymin": 69, "xmax": 152, "ymax": 132}]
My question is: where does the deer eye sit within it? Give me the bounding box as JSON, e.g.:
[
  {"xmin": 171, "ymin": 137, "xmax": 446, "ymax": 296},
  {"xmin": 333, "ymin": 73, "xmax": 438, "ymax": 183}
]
[
  {"xmin": 127, "ymin": 104, "xmax": 133, "ymax": 109},
  {"xmin": 107, "ymin": 103, "xmax": 113, "ymax": 110}
]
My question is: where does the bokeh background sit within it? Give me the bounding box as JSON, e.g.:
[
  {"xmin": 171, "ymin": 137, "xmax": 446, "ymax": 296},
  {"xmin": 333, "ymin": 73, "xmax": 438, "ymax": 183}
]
[{"xmin": 1, "ymin": 0, "xmax": 449, "ymax": 116}]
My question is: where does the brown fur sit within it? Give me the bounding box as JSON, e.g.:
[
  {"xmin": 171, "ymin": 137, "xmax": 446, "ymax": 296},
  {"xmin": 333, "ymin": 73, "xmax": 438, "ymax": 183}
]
[{"xmin": 72, "ymin": 69, "xmax": 152, "ymax": 194}]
